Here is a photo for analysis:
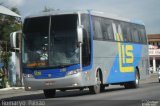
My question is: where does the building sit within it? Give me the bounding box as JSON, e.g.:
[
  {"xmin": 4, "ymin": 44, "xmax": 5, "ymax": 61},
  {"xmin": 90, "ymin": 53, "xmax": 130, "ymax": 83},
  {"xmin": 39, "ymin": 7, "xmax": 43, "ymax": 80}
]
[{"xmin": 148, "ymin": 34, "xmax": 160, "ymax": 73}]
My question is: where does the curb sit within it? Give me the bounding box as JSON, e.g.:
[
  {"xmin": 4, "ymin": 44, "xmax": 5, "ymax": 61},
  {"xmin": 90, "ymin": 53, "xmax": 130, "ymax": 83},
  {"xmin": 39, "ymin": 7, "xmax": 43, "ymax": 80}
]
[{"xmin": 0, "ymin": 87, "xmax": 24, "ymax": 91}]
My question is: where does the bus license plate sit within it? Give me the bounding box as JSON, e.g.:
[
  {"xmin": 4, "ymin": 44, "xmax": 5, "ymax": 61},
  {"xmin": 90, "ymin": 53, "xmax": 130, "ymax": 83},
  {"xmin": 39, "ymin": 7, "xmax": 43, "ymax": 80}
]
[{"xmin": 45, "ymin": 81, "xmax": 55, "ymax": 86}]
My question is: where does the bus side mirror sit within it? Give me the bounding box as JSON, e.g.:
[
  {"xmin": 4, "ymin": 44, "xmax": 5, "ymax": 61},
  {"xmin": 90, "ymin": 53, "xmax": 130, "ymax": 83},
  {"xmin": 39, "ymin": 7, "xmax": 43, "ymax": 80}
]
[
  {"xmin": 77, "ymin": 25, "xmax": 83, "ymax": 44},
  {"xmin": 10, "ymin": 32, "xmax": 20, "ymax": 49},
  {"xmin": 10, "ymin": 32, "xmax": 16, "ymax": 48}
]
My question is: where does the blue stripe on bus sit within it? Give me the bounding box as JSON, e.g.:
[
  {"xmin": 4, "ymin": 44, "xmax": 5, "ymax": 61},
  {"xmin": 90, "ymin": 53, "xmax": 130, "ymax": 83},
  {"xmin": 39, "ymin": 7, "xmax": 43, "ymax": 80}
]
[
  {"xmin": 107, "ymin": 44, "xmax": 142, "ymax": 84},
  {"xmin": 23, "ymin": 68, "xmax": 33, "ymax": 74},
  {"xmin": 82, "ymin": 10, "xmax": 94, "ymax": 71},
  {"xmin": 23, "ymin": 64, "xmax": 80, "ymax": 79}
]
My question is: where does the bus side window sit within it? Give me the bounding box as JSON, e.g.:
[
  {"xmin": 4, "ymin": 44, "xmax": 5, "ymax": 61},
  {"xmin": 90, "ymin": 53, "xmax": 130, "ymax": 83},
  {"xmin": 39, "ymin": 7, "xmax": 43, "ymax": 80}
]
[
  {"xmin": 121, "ymin": 22, "xmax": 132, "ymax": 42},
  {"xmin": 131, "ymin": 25, "xmax": 140, "ymax": 43},
  {"xmin": 138, "ymin": 28, "xmax": 143, "ymax": 44},
  {"xmin": 121, "ymin": 25, "xmax": 128, "ymax": 42},
  {"xmin": 92, "ymin": 16, "xmax": 103, "ymax": 40},
  {"xmin": 101, "ymin": 18, "xmax": 114, "ymax": 41},
  {"xmin": 139, "ymin": 26, "xmax": 147, "ymax": 44},
  {"xmin": 136, "ymin": 25, "xmax": 143, "ymax": 44}
]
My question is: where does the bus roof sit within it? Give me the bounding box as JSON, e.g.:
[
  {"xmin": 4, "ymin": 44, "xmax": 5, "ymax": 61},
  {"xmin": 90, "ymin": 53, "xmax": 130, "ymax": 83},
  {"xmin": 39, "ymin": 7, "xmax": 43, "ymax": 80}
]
[{"xmin": 25, "ymin": 10, "xmax": 144, "ymax": 25}]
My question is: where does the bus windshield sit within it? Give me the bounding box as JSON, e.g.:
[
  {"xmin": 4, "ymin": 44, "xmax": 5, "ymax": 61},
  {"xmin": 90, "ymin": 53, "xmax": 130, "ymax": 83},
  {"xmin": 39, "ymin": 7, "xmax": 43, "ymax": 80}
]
[{"xmin": 23, "ymin": 14, "xmax": 80, "ymax": 68}]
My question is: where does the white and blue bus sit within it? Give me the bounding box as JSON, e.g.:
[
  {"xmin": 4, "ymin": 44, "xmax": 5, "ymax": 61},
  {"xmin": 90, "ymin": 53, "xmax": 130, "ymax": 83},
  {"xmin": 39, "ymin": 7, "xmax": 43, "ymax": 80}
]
[{"xmin": 20, "ymin": 10, "xmax": 149, "ymax": 98}]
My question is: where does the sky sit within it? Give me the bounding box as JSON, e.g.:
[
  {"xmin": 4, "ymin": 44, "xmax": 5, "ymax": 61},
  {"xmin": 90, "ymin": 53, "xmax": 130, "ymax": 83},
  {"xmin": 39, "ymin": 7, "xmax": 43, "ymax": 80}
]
[{"xmin": 1, "ymin": 0, "xmax": 160, "ymax": 34}]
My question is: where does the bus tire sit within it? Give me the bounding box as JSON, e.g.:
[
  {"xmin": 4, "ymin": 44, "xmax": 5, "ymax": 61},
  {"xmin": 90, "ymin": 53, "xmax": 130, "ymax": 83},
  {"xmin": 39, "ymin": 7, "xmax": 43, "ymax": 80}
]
[
  {"xmin": 99, "ymin": 70, "xmax": 105, "ymax": 92},
  {"xmin": 134, "ymin": 69, "xmax": 140, "ymax": 88},
  {"xmin": 89, "ymin": 71, "xmax": 101, "ymax": 94},
  {"xmin": 124, "ymin": 69, "xmax": 140, "ymax": 89},
  {"xmin": 43, "ymin": 89, "xmax": 56, "ymax": 98},
  {"xmin": 80, "ymin": 88, "xmax": 84, "ymax": 91},
  {"xmin": 60, "ymin": 89, "xmax": 66, "ymax": 92},
  {"xmin": 100, "ymin": 85, "xmax": 105, "ymax": 92}
]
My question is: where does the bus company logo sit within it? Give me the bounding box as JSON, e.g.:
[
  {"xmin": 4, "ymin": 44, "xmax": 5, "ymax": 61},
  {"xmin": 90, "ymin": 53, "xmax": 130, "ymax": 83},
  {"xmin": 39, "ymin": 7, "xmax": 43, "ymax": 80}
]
[
  {"xmin": 34, "ymin": 71, "xmax": 41, "ymax": 76},
  {"xmin": 116, "ymin": 33, "xmax": 134, "ymax": 72}
]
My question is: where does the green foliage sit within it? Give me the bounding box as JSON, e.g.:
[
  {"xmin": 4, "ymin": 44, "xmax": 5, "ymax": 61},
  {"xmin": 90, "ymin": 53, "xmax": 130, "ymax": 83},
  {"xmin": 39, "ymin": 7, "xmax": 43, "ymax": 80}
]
[
  {"xmin": 0, "ymin": 51, "xmax": 11, "ymax": 68},
  {"xmin": 0, "ymin": 51, "xmax": 11, "ymax": 88},
  {"xmin": 0, "ymin": 6, "xmax": 21, "ymax": 87},
  {"xmin": 0, "ymin": 7, "xmax": 21, "ymax": 41},
  {"xmin": 0, "ymin": 20, "xmax": 21, "ymax": 41},
  {"xmin": 0, "ymin": 75, "xmax": 8, "ymax": 88},
  {"xmin": 0, "ymin": 72, "xmax": 2, "ymax": 77},
  {"xmin": 43, "ymin": 6, "xmax": 55, "ymax": 12},
  {"xmin": 11, "ymin": 7, "xmax": 20, "ymax": 15}
]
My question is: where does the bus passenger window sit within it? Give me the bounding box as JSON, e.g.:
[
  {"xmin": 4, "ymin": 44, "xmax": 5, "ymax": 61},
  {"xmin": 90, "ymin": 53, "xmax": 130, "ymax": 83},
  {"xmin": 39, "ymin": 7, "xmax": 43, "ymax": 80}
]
[
  {"xmin": 93, "ymin": 20, "xmax": 103, "ymax": 40},
  {"xmin": 139, "ymin": 26, "xmax": 147, "ymax": 44},
  {"xmin": 102, "ymin": 23, "xmax": 114, "ymax": 40},
  {"xmin": 131, "ymin": 27, "xmax": 140, "ymax": 43},
  {"xmin": 121, "ymin": 23, "xmax": 132, "ymax": 42}
]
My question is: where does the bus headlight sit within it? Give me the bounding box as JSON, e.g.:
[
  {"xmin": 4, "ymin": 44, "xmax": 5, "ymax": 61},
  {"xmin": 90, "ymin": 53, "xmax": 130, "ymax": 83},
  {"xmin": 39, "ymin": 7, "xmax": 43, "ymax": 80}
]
[
  {"xmin": 66, "ymin": 69, "xmax": 81, "ymax": 76},
  {"xmin": 23, "ymin": 74, "xmax": 34, "ymax": 78}
]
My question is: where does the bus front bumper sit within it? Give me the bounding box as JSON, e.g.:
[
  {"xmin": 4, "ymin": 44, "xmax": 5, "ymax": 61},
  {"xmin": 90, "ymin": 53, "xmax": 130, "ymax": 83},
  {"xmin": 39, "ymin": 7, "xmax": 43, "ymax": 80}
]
[{"xmin": 24, "ymin": 73, "xmax": 83, "ymax": 91}]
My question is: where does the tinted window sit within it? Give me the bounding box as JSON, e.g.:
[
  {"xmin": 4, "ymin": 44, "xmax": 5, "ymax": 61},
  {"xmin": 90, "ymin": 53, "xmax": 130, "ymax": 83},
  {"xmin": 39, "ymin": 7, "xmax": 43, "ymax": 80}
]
[
  {"xmin": 130, "ymin": 24, "xmax": 147, "ymax": 44},
  {"xmin": 139, "ymin": 25, "xmax": 147, "ymax": 44},
  {"xmin": 92, "ymin": 16, "xmax": 103, "ymax": 40},
  {"xmin": 49, "ymin": 14, "xmax": 79, "ymax": 66},
  {"xmin": 121, "ymin": 22, "xmax": 132, "ymax": 42},
  {"xmin": 81, "ymin": 14, "xmax": 91, "ymax": 67},
  {"xmin": 23, "ymin": 16, "xmax": 50, "ymax": 67},
  {"xmin": 131, "ymin": 25, "xmax": 140, "ymax": 43},
  {"xmin": 23, "ymin": 16, "xmax": 49, "ymax": 33},
  {"xmin": 101, "ymin": 18, "xmax": 114, "ymax": 40},
  {"xmin": 93, "ymin": 16, "xmax": 114, "ymax": 41}
]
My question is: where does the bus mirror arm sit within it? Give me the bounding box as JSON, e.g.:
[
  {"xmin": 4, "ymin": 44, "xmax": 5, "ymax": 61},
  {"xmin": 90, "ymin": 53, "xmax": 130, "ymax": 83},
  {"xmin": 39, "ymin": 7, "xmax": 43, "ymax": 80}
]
[{"xmin": 77, "ymin": 25, "xmax": 83, "ymax": 44}]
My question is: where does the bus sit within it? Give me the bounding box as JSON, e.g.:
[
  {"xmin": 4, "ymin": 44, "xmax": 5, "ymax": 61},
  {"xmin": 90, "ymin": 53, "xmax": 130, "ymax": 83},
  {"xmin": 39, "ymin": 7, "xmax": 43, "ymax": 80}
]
[{"xmin": 14, "ymin": 10, "xmax": 149, "ymax": 98}]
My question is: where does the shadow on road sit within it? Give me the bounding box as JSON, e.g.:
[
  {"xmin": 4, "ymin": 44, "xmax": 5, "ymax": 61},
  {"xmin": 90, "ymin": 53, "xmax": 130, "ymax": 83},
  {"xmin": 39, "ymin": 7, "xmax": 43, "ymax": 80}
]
[
  {"xmin": 1, "ymin": 93, "xmax": 45, "ymax": 101},
  {"xmin": 1, "ymin": 87, "xmax": 129, "ymax": 101}
]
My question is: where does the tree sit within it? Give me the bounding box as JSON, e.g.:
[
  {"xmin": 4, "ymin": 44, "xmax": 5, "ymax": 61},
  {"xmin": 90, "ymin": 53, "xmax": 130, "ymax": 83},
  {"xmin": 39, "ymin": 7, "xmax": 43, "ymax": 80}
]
[
  {"xmin": 0, "ymin": 7, "xmax": 21, "ymax": 87},
  {"xmin": 11, "ymin": 7, "xmax": 20, "ymax": 15},
  {"xmin": 0, "ymin": 7, "xmax": 21, "ymax": 41},
  {"xmin": 43, "ymin": 6, "xmax": 55, "ymax": 12}
]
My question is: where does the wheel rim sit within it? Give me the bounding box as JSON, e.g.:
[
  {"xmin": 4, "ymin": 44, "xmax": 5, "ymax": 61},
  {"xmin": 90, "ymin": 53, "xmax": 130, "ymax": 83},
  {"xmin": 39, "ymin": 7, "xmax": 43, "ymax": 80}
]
[
  {"xmin": 135, "ymin": 74, "xmax": 139, "ymax": 85},
  {"xmin": 95, "ymin": 72, "xmax": 101, "ymax": 92}
]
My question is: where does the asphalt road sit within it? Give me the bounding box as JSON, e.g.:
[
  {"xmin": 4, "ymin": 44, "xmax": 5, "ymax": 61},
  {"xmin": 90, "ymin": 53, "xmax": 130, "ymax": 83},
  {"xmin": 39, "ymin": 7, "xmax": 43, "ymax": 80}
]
[{"xmin": 1, "ymin": 74, "xmax": 160, "ymax": 106}]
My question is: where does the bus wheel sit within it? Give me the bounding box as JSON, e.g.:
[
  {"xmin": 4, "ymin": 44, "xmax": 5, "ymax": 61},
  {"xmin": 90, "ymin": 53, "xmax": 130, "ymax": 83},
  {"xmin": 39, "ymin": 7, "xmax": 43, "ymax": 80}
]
[
  {"xmin": 124, "ymin": 70, "xmax": 140, "ymax": 89},
  {"xmin": 79, "ymin": 88, "xmax": 84, "ymax": 91},
  {"xmin": 60, "ymin": 89, "xmax": 66, "ymax": 92},
  {"xmin": 132, "ymin": 70, "xmax": 140, "ymax": 88},
  {"xmin": 100, "ymin": 85, "xmax": 105, "ymax": 92},
  {"xmin": 135, "ymin": 71, "xmax": 140, "ymax": 88},
  {"xmin": 89, "ymin": 71, "xmax": 101, "ymax": 94},
  {"xmin": 43, "ymin": 89, "xmax": 56, "ymax": 98}
]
